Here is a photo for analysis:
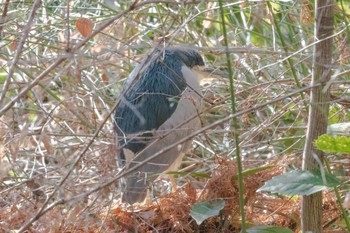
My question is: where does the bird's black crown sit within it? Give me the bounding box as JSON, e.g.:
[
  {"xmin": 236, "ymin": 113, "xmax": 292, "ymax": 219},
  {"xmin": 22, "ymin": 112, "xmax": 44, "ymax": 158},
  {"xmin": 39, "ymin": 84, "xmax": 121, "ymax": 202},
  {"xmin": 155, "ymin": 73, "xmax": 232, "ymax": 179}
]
[{"xmin": 158, "ymin": 47, "xmax": 204, "ymax": 68}]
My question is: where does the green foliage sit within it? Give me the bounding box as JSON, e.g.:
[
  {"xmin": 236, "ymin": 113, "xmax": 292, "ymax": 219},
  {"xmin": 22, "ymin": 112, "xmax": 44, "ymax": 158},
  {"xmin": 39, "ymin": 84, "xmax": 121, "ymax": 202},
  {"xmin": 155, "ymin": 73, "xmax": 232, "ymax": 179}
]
[
  {"xmin": 0, "ymin": 72, "xmax": 7, "ymax": 83},
  {"xmin": 232, "ymin": 165, "xmax": 275, "ymax": 180},
  {"xmin": 258, "ymin": 169, "xmax": 340, "ymax": 196},
  {"xmin": 315, "ymin": 134, "xmax": 350, "ymax": 153},
  {"xmin": 189, "ymin": 199, "xmax": 225, "ymax": 225},
  {"xmin": 166, "ymin": 171, "xmax": 210, "ymax": 178},
  {"xmin": 328, "ymin": 106, "xmax": 343, "ymax": 125}
]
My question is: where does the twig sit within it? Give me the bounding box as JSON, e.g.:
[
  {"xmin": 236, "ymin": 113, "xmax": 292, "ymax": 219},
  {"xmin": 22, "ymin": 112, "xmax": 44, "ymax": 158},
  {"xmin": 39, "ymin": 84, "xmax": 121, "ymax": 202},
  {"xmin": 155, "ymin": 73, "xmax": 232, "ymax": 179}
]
[
  {"xmin": 0, "ymin": 0, "xmax": 41, "ymax": 108},
  {"xmin": 0, "ymin": 0, "xmax": 197, "ymax": 117},
  {"xmin": 16, "ymin": 78, "xmax": 120, "ymax": 233},
  {"xmin": 0, "ymin": 0, "xmax": 11, "ymax": 36},
  {"xmin": 16, "ymin": 0, "xmax": 201, "ymax": 231},
  {"xmin": 19, "ymin": 84, "xmax": 319, "ymax": 227}
]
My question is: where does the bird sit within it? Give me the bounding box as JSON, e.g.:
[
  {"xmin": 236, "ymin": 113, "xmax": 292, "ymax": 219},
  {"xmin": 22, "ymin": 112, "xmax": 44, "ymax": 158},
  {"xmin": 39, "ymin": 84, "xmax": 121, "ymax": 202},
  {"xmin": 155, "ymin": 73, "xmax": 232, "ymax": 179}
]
[{"xmin": 114, "ymin": 47, "xmax": 205, "ymax": 204}]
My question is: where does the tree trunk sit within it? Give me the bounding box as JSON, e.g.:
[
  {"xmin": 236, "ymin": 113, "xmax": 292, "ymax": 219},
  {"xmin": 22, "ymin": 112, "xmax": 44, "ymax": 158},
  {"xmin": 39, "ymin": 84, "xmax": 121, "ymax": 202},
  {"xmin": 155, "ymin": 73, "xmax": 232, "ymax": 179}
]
[{"xmin": 301, "ymin": 0, "xmax": 333, "ymax": 232}]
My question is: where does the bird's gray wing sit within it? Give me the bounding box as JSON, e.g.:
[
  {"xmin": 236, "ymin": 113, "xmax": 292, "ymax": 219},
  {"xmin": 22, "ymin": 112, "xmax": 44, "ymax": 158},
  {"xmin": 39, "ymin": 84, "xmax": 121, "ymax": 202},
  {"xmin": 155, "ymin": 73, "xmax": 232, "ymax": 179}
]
[
  {"xmin": 114, "ymin": 48, "xmax": 204, "ymax": 204},
  {"xmin": 114, "ymin": 49, "xmax": 187, "ymax": 166}
]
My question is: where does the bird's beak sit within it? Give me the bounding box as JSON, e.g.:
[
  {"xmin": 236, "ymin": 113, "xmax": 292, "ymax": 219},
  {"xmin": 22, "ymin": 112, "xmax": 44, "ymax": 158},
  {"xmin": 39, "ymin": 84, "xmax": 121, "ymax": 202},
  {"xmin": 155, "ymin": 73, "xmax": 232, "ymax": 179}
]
[{"xmin": 193, "ymin": 66, "xmax": 228, "ymax": 85}]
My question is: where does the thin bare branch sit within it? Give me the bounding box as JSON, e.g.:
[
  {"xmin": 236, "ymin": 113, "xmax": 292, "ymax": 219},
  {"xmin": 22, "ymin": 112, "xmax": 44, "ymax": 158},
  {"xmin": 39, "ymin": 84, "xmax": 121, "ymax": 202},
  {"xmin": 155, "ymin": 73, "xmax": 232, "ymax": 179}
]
[{"xmin": 0, "ymin": 0, "xmax": 41, "ymax": 107}]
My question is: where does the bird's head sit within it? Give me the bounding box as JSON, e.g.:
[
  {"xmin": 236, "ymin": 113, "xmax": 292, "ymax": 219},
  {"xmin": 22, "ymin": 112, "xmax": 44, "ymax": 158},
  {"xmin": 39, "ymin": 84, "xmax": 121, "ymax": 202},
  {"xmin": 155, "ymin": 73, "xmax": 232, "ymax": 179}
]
[{"xmin": 165, "ymin": 47, "xmax": 205, "ymax": 68}]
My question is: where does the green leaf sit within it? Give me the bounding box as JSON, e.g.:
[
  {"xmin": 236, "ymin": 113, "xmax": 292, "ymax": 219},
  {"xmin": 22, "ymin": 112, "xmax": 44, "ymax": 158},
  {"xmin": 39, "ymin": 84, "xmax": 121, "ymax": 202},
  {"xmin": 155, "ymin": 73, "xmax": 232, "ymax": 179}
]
[
  {"xmin": 328, "ymin": 106, "xmax": 342, "ymax": 125},
  {"xmin": 247, "ymin": 225, "xmax": 294, "ymax": 233},
  {"xmin": 166, "ymin": 171, "xmax": 210, "ymax": 178},
  {"xmin": 232, "ymin": 165, "xmax": 275, "ymax": 180},
  {"xmin": 257, "ymin": 169, "xmax": 340, "ymax": 196},
  {"xmin": 189, "ymin": 199, "xmax": 225, "ymax": 225},
  {"xmin": 0, "ymin": 72, "xmax": 7, "ymax": 83},
  {"xmin": 315, "ymin": 134, "xmax": 350, "ymax": 153},
  {"xmin": 190, "ymin": 171, "xmax": 210, "ymax": 178}
]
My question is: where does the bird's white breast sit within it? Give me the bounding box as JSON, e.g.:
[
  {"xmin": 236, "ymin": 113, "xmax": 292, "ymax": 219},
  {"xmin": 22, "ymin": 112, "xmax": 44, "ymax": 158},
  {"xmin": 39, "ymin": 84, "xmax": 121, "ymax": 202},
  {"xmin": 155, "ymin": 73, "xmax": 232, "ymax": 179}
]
[{"xmin": 156, "ymin": 65, "xmax": 202, "ymax": 171}]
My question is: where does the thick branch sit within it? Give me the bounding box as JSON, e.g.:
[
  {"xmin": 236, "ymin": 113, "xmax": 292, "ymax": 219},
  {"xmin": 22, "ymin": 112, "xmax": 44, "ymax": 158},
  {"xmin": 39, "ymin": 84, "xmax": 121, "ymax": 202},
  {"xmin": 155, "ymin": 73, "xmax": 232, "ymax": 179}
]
[{"xmin": 301, "ymin": 0, "xmax": 334, "ymax": 232}]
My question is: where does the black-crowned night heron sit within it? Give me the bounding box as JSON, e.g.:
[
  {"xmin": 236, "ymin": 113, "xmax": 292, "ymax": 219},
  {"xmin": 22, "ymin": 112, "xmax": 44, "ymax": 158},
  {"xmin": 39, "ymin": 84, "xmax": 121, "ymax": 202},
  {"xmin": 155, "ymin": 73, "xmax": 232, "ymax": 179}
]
[{"xmin": 114, "ymin": 47, "xmax": 204, "ymax": 204}]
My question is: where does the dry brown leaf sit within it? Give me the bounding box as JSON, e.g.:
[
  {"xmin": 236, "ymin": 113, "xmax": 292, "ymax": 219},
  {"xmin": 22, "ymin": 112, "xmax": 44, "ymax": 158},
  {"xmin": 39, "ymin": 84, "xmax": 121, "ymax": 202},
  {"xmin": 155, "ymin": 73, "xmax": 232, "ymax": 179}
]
[
  {"xmin": 26, "ymin": 179, "xmax": 45, "ymax": 201},
  {"xmin": 101, "ymin": 72, "xmax": 109, "ymax": 85},
  {"xmin": 8, "ymin": 35, "xmax": 17, "ymax": 51},
  {"xmin": 75, "ymin": 17, "xmax": 93, "ymax": 37},
  {"xmin": 300, "ymin": 0, "xmax": 313, "ymax": 26},
  {"xmin": 9, "ymin": 40, "xmax": 17, "ymax": 51},
  {"xmin": 40, "ymin": 131, "xmax": 53, "ymax": 154},
  {"xmin": 184, "ymin": 182, "xmax": 197, "ymax": 202}
]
